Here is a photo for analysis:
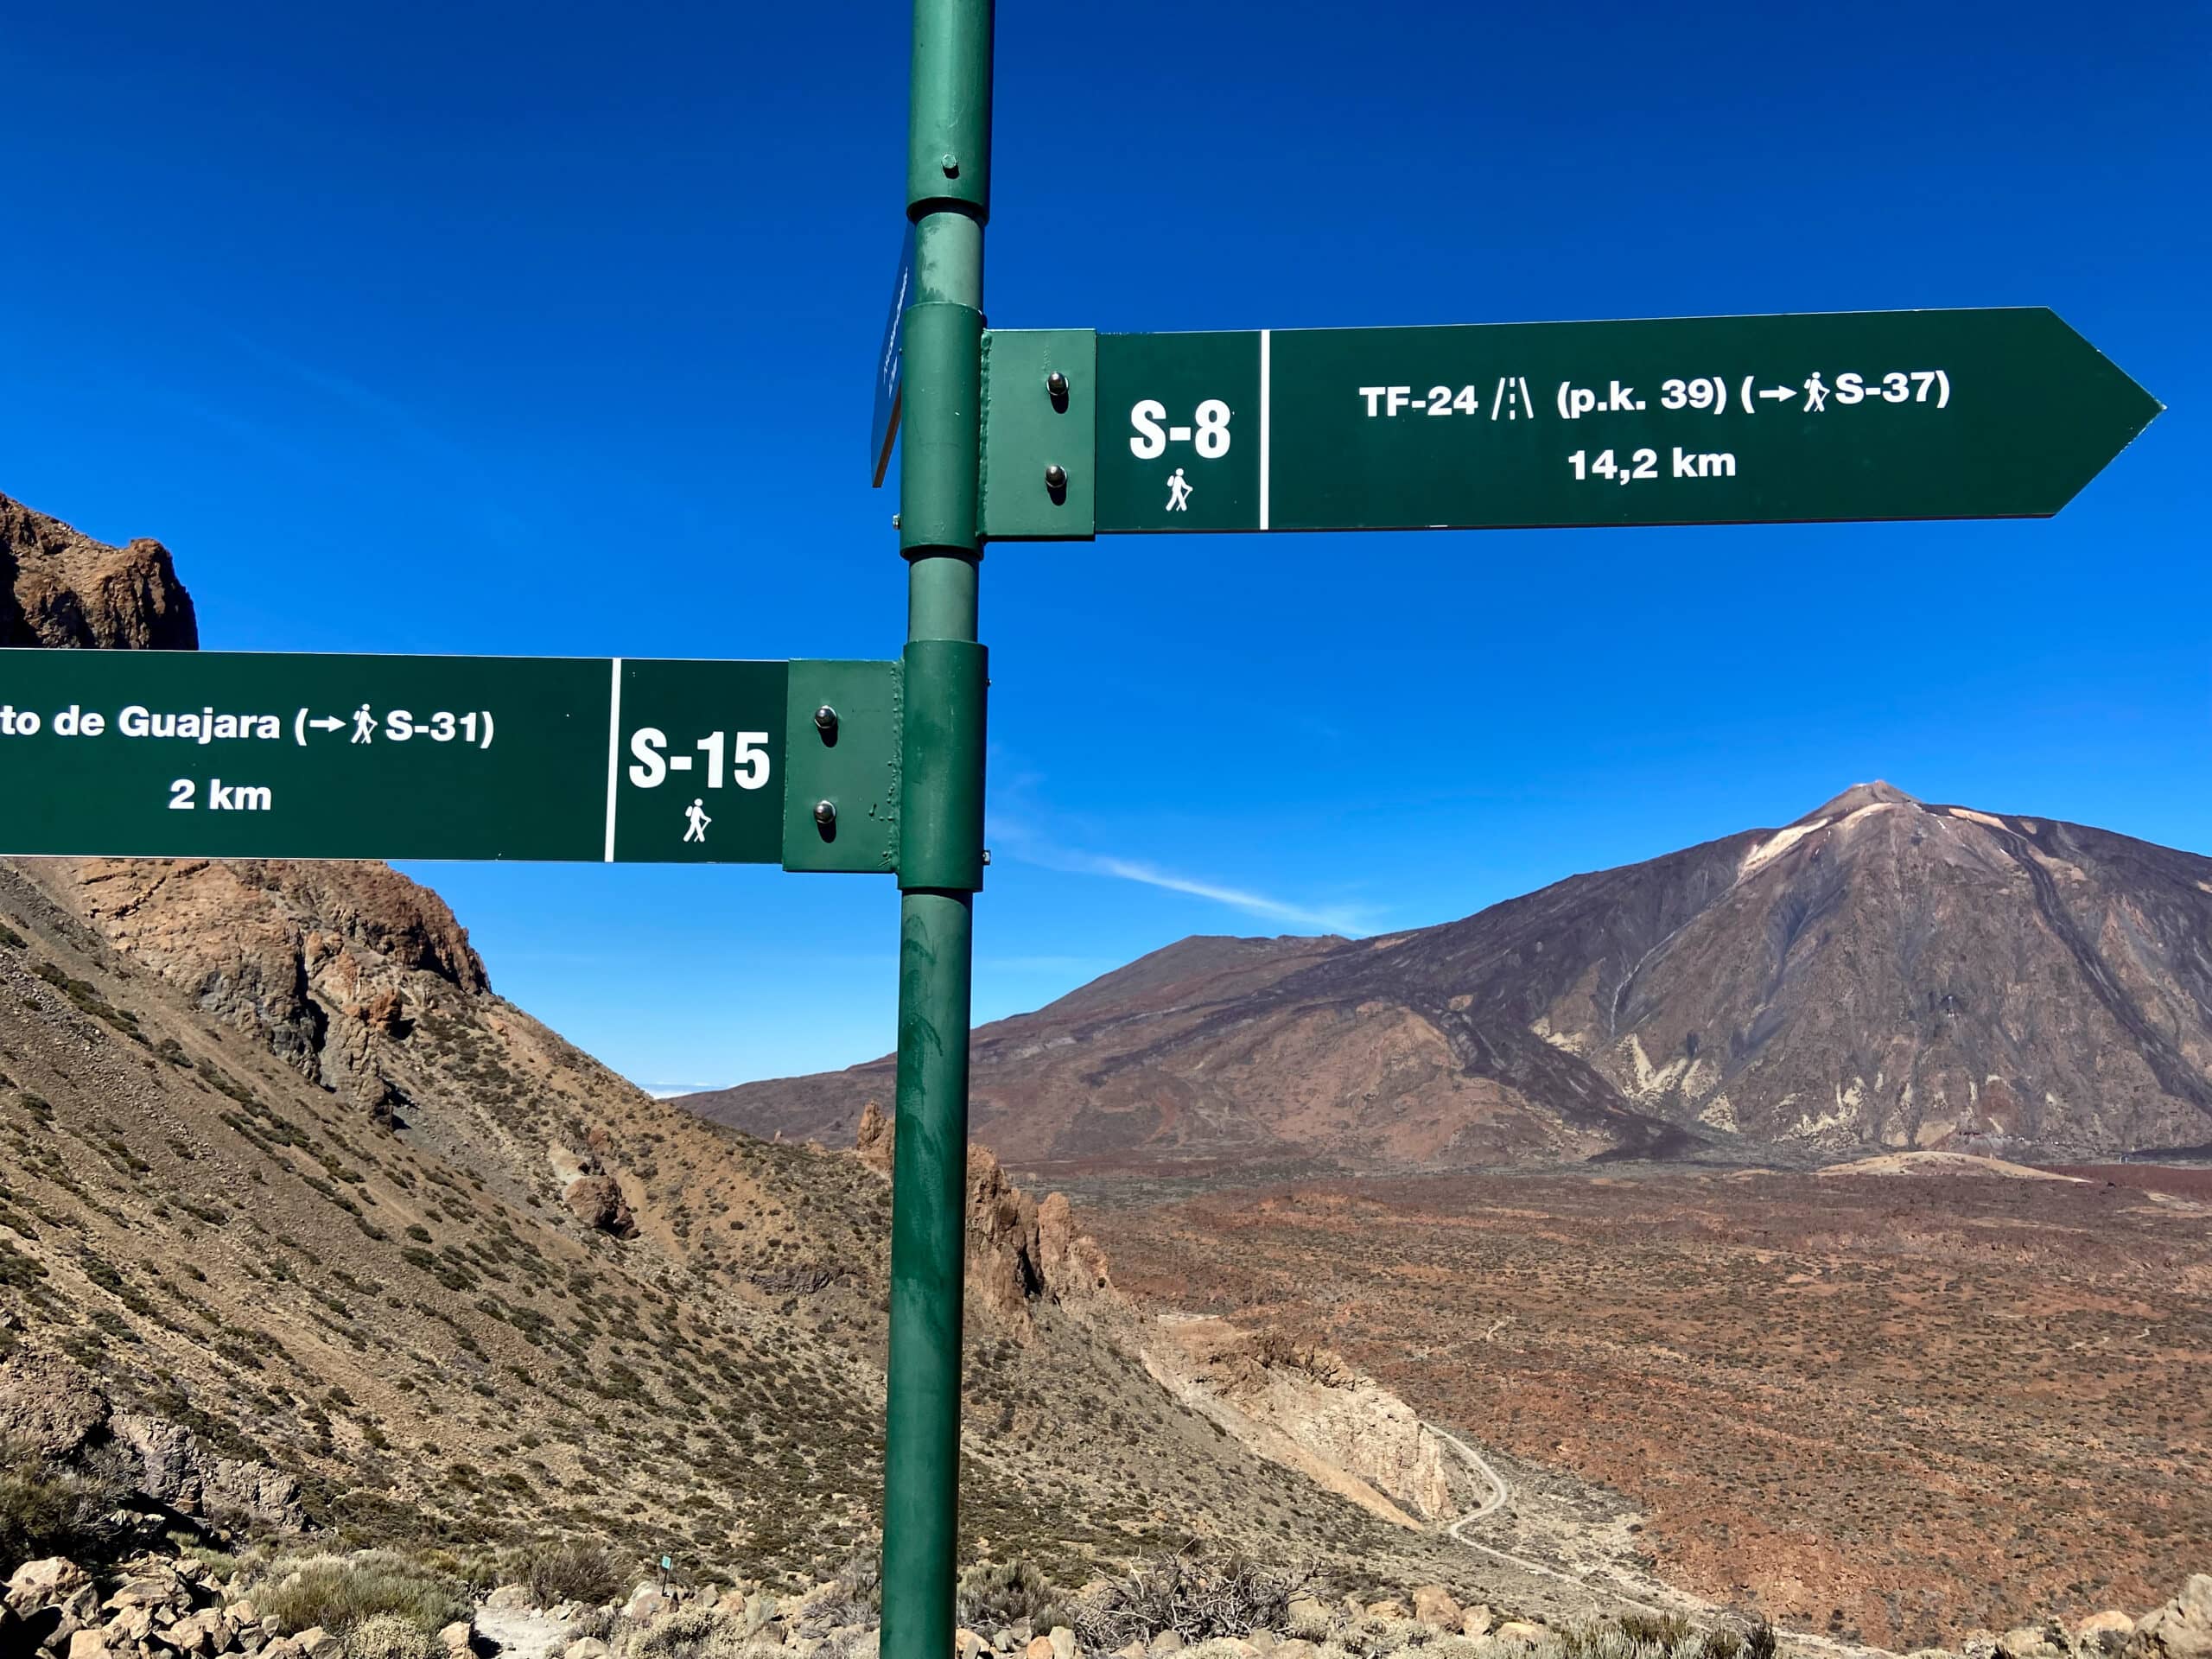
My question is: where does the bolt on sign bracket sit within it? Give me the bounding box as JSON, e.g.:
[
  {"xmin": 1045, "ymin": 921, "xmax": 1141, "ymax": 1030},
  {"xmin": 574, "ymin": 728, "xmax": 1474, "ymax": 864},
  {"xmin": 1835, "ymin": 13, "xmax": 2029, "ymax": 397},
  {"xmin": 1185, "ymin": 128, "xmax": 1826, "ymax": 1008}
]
[
  {"xmin": 782, "ymin": 659, "xmax": 901, "ymax": 874},
  {"xmin": 979, "ymin": 328, "xmax": 1096, "ymax": 541}
]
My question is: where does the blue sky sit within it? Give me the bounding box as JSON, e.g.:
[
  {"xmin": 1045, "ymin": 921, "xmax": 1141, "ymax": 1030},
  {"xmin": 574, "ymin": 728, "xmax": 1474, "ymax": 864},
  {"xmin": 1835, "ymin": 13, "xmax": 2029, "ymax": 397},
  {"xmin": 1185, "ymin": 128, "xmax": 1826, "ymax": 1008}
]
[{"xmin": 3, "ymin": 2, "xmax": 2205, "ymax": 1092}]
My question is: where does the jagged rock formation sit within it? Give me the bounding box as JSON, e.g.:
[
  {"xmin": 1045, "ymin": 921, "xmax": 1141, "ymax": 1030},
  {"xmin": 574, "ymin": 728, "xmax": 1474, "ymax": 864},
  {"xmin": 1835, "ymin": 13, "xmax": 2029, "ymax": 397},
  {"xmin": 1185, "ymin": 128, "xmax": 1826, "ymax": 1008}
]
[
  {"xmin": 2, "ymin": 494, "xmax": 196, "ymax": 651},
  {"xmin": 51, "ymin": 857, "xmax": 486, "ymax": 1120},
  {"xmin": 699, "ymin": 781, "xmax": 2212, "ymax": 1168},
  {"xmin": 852, "ymin": 1101, "xmax": 1112, "ymax": 1325},
  {"xmin": 0, "ymin": 1351, "xmax": 302, "ymax": 1530}
]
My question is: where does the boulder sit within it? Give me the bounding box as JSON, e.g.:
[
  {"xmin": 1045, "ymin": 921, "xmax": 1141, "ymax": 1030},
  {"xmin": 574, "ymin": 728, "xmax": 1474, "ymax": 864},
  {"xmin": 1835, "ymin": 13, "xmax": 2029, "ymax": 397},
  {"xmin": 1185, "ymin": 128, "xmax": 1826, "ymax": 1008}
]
[
  {"xmin": 2079, "ymin": 1614, "xmax": 2135, "ymax": 1654},
  {"xmin": 296, "ymin": 1626, "xmax": 344, "ymax": 1659},
  {"xmin": 48, "ymin": 1585, "xmax": 101, "ymax": 1642},
  {"xmin": 484, "ymin": 1587, "xmax": 536, "ymax": 1614},
  {"xmin": 103, "ymin": 1609, "xmax": 156, "ymax": 1645},
  {"xmin": 1494, "ymin": 1623, "xmax": 1549, "ymax": 1649},
  {"xmin": 64, "ymin": 1633, "xmax": 111, "ymax": 1659},
  {"xmin": 1411, "ymin": 1589, "xmax": 1462, "ymax": 1632},
  {"xmin": 1148, "ymin": 1636, "xmax": 1184, "ymax": 1657},
  {"xmin": 1025, "ymin": 1639, "xmax": 1056, "ymax": 1659},
  {"xmin": 1364, "ymin": 1604, "xmax": 1407, "ymax": 1624},
  {"xmin": 1249, "ymin": 1634, "xmax": 1278, "ymax": 1655},
  {"xmin": 622, "ymin": 1586, "xmax": 671, "ymax": 1624},
  {"xmin": 168, "ymin": 1609, "xmax": 227, "ymax": 1655},
  {"xmin": 7, "ymin": 1560, "xmax": 92, "ymax": 1614},
  {"xmin": 2138, "ymin": 1579, "xmax": 2212, "ymax": 1659},
  {"xmin": 1048, "ymin": 1630, "xmax": 1077, "ymax": 1659},
  {"xmin": 563, "ymin": 1177, "xmax": 638, "ymax": 1238},
  {"xmin": 565, "ymin": 1643, "xmax": 611, "ymax": 1659},
  {"xmin": 1999, "ymin": 1627, "xmax": 2065, "ymax": 1659},
  {"xmin": 105, "ymin": 1579, "xmax": 188, "ymax": 1615},
  {"xmin": 435, "ymin": 1625, "xmax": 473, "ymax": 1655},
  {"xmin": 0, "ymin": 1355, "xmax": 111, "ymax": 1461},
  {"xmin": 1462, "ymin": 1609, "xmax": 1495, "ymax": 1640},
  {"xmin": 262, "ymin": 1639, "xmax": 305, "ymax": 1659},
  {"xmin": 955, "ymin": 1634, "xmax": 988, "ymax": 1659}
]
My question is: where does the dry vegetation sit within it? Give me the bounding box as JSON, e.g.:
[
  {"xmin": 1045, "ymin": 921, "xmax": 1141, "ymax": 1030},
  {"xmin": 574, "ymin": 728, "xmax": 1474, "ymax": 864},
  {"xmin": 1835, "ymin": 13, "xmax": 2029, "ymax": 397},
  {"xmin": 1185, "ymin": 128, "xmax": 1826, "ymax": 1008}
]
[
  {"xmin": 1070, "ymin": 1163, "xmax": 2212, "ymax": 1649},
  {"xmin": 0, "ymin": 860, "xmax": 1484, "ymax": 1599}
]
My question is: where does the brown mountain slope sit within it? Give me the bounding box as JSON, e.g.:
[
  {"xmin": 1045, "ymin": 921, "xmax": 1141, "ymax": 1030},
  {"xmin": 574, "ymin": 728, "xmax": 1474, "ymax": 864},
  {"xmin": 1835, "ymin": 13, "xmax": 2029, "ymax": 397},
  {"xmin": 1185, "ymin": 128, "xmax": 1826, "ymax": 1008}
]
[
  {"xmin": 0, "ymin": 490, "xmax": 1521, "ymax": 1604},
  {"xmin": 694, "ymin": 781, "xmax": 2212, "ymax": 1169}
]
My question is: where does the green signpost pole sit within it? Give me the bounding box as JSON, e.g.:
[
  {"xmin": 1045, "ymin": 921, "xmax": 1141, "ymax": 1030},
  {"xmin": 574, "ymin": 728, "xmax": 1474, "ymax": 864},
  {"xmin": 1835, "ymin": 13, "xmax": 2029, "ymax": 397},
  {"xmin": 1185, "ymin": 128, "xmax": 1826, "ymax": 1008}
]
[{"xmin": 883, "ymin": 0, "xmax": 991, "ymax": 1656}]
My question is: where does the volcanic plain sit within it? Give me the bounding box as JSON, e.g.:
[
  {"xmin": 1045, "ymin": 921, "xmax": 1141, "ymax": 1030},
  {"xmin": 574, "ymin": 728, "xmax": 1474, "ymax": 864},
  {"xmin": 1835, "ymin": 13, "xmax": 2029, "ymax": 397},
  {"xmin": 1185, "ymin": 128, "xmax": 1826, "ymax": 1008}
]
[{"xmin": 1065, "ymin": 1158, "xmax": 2212, "ymax": 1650}]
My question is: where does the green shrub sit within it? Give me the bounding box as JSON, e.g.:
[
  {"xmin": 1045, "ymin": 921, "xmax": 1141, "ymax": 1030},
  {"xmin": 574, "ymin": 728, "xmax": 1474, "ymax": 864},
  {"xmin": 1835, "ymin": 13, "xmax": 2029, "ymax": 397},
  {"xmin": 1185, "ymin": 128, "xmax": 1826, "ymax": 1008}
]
[
  {"xmin": 251, "ymin": 1552, "xmax": 468, "ymax": 1638},
  {"xmin": 1286, "ymin": 1600, "xmax": 1336, "ymax": 1643},
  {"xmin": 633, "ymin": 1609, "xmax": 751, "ymax": 1659},
  {"xmin": 346, "ymin": 1614, "xmax": 436, "ymax": 1659},
  {"xmin": 958, "ymin": 1559, "xmax": 1055, "ymax": 1630},
  {"xmin": 0, "ymin": 1436, "xmax": 134, "ymax": 1562},
  {"xmin": 795, "ymin": 1552, "xmax": 880, "ymax": 1635},
  {"xmin": 1610, "ymin": 1615, "xmax": 1696, "ymax": 1651},
  {"xmin": 512, "ymin": 1538, "xmax": 626, "ymax": 1608},
  {"xmin": 1056, "ymin": 1548, "xmax": 1315, "ymax": 1650}
]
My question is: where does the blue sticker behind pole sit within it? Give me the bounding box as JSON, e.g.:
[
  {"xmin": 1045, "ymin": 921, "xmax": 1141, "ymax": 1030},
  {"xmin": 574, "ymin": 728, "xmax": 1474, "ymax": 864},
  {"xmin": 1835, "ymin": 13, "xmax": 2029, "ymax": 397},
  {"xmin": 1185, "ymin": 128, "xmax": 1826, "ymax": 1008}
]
[{"xmin": 871, "ymin": 223, "xmax": 916, "ymax": 488}]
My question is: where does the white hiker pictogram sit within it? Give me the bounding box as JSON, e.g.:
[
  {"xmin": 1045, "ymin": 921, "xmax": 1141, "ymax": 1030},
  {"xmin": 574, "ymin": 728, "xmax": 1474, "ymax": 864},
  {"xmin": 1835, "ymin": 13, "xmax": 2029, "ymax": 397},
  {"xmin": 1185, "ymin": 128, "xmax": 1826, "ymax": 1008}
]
[
  {"xmin": 683, "ymin": 798, "xmax": 712, "ymax": 843},
  {"xmin": 1802, "ymin": 372, "xmax": 1830, "ymax": 413},
  {"xmin": 350, "ymin": 703, "xmax": 377, "ymax": 743},
  {"xmin": 1166, "ymin": 467, "xmax": 1192, "ymax": 512}
]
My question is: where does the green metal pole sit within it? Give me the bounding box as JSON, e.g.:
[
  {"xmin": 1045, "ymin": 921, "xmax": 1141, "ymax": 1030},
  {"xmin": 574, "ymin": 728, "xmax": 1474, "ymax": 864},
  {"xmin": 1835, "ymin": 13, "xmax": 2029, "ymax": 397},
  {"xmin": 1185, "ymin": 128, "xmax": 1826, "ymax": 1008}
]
[{"xmin": 883, "ymin": 1, "xmax": 990, "ymax": 1657}]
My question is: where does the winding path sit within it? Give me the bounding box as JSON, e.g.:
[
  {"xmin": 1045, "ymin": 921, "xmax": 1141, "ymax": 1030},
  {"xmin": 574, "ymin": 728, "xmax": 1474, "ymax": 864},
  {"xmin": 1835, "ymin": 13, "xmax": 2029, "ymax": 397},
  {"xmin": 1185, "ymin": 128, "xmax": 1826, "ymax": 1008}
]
[
  {"xmin": 1426, "ymin": 1421, "xmax": 1510, "ymax": 1539},
  {"xmin": 1421, "ymin": 1421, "xmax": 1883, "ymax": 1658}
]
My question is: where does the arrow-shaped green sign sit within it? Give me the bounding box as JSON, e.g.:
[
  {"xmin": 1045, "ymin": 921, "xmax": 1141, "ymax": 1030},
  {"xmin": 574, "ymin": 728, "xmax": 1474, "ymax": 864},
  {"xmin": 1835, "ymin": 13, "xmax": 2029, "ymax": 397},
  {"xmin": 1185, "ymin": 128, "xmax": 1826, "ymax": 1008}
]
[{"xmin": 978, "ymin": 308, "xmax": 2160, "ymax": 537}]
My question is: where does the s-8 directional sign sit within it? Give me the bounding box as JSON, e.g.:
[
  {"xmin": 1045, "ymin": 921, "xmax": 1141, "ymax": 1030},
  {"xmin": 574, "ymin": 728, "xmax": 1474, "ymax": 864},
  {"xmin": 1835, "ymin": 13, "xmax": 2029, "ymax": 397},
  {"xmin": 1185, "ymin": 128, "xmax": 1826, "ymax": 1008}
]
[
  {"xmin": 985, "ymin": 308, "xmax": 2161, "ymax": 537},
  {"xmin": 0, "ymin": 650, "xmax": 898, "ymax": 868}
]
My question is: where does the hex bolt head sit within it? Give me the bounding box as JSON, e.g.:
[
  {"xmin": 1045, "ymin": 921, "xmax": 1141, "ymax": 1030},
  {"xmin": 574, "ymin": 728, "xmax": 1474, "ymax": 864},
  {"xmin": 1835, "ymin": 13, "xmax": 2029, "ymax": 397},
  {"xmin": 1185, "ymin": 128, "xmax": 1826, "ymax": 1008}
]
[
  {"xmin": 813, "ymin": 799, "xmax": 838, "ymax": 831},
  {"xmin": 812, "ymin": 704, "xmax": 839, "ymax": 738},
  {"xmin": 1045, "ymin": 464, "xmax": 1068, "ymax": 492},
  {"xmin": 1046, "ymin": 371, "xmax": 1069, "ymax": 398},
  {"xmin": 940, "ymin": 153, "xmax": 959, "ymax": 177}
]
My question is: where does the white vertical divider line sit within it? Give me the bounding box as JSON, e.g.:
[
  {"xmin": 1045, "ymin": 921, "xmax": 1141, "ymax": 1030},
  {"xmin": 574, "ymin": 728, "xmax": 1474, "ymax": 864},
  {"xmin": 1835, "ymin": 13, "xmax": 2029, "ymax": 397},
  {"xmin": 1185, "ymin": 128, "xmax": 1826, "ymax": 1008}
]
[
  {"xmin": 1258, "ymin": 329, "xmax": 1272, "ymax": 531},
  {"xmin": 602, "ymin": 658, "xmax": 624, "ymax": 862}
]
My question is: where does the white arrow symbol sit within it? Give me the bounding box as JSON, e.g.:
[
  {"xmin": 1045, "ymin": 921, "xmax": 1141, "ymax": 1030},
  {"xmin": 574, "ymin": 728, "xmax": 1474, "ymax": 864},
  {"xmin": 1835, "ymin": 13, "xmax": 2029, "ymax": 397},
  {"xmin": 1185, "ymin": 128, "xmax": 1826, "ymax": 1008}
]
[
  {"xmin": 1758, "ymin": 385, "xmax": 1797, "ymax": 402},
  {"xmin": 308, "ymin": 716, "xmax": 344, "ymax": 732}
]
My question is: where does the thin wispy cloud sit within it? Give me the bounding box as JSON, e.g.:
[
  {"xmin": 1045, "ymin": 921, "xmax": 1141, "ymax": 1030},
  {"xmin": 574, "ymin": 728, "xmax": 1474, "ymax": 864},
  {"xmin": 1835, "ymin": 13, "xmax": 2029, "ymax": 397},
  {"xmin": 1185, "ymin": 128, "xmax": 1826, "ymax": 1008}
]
[{"xmin": 992, "ymin": 818, "xmax": 1377, "ymax": 937}]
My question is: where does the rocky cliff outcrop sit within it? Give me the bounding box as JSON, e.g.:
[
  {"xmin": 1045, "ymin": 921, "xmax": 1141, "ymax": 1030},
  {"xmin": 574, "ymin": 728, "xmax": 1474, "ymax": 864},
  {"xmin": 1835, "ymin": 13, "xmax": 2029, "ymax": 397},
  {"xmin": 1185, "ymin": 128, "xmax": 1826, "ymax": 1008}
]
[
  {"xmin": 1, "ymin": 494, "xmax": 197, "ymax": 651},
  {"xmin": 853, "ymin": 1100, "xmax": 1113, "ymax": 1324},
  {"xmin": 29, "ymin": 857, "xmax": 486, "ymax": 1120},
  {"xmin": 0, "ymin": 1351, "xmax": 302, "ymax": 1531},
  {"xmin": 1141, "ymin": 1317, "xmax": 1457, "ymax": 1528}
]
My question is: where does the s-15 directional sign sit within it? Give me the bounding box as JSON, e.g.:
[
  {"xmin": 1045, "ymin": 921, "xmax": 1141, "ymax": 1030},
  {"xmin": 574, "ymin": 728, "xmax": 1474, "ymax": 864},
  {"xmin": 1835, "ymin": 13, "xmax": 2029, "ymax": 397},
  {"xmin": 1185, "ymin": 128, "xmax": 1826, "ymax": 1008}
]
[
  {"xmin": 0, "ymin": 650, "xmax": 899, "ymax": 869},
  {"xmin": 978, "ymin": 308, "xmax": 2161, "ymax": 538}
]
